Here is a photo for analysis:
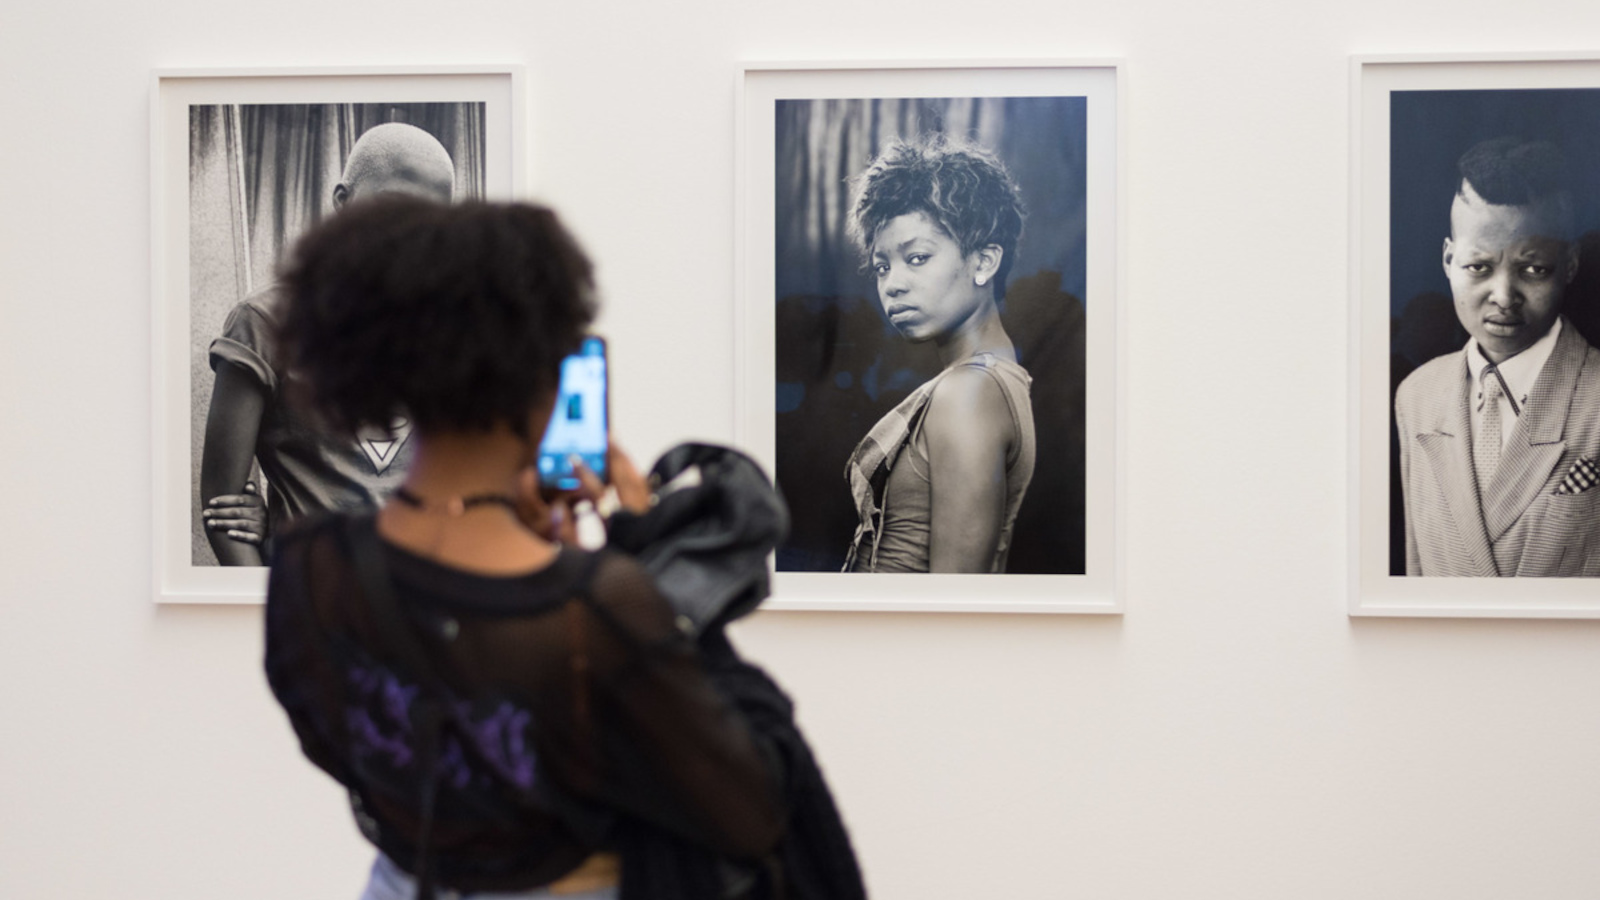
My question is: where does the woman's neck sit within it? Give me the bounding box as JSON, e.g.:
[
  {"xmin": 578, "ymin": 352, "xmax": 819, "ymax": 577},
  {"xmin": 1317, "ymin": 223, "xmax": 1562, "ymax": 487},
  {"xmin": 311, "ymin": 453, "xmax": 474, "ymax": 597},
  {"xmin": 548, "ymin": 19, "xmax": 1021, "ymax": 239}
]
[
  {"xmin": 378, "ymin": 425, "xmax": 559, "ymax": 574},
  {"xmin": 400, "ymin": 426, "xmax": 529, "ymax": 501},
  {"xmin": 934, "ymin": 302, "xmax": 1016, "ymax": 367}
]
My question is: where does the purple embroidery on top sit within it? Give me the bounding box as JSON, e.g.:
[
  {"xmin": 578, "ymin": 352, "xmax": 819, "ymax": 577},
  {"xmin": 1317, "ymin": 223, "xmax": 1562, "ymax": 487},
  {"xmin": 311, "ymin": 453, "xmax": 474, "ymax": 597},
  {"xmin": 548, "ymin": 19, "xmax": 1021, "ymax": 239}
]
[
  {"xmin": 341, "ymin": 658, "xmax": 539, "ymax": 792},
  {"xmin": 347, "ymin": 707, "xmax": 414, "ymax": 769},
  {"xmin": 455, "ymin": 701, "xmax": 538, "ymax": 790},
  {"xmin": 345, "ymin": 663, "xmax": 420, "ymax": 768},
  {"xmin": 347, "ymin": 663, "xmax": 420, "ymax": 733}
]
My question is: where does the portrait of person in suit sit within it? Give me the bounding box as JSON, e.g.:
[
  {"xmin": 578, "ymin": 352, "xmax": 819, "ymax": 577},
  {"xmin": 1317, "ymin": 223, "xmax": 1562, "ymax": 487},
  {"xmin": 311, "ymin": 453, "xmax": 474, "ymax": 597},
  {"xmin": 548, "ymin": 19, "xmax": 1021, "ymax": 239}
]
[{"xmin": 1395, "ymin": 137, "xmax": 1600, "ymax": 577}]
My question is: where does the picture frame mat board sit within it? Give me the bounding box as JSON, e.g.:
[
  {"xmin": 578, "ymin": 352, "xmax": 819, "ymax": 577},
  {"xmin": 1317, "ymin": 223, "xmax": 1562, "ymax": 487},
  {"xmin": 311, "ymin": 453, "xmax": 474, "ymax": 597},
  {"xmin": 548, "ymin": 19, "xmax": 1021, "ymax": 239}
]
[
  {"xmin": 1350, "ymin": 53, "xmax": 1600, "ymax": 617},
  {"xmin": 151, "ymin": 66, "xmax": 524, "ymax": 604},
  {"xmin": 736, "ymin": 60, "xmax": 1123, "ymax": 613}
]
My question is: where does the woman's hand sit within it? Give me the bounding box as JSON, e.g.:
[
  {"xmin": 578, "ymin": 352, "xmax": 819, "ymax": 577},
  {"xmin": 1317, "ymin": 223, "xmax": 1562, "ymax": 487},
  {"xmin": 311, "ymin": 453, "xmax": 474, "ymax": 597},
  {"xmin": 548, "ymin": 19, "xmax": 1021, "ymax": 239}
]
[
  {"xmin": 515, "ymin": 442, "xmax": 651, "ymax": 544},
  {"xmin": 202, "ymin": 481, "xmax": 266, "ymax": 547},
  {"xmin": 515, "ymin": 468, "xmax": 580, "ymax": 545},
  {"xmin": 573, "ymin": 444, "xmax": 652, "ymax": 517}
]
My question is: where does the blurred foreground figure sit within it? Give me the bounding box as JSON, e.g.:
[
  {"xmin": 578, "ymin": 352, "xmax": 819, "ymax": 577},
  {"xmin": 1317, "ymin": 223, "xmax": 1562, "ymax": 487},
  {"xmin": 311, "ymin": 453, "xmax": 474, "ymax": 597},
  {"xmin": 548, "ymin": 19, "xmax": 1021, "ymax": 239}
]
[{"xmin": 263, "ymin": 196, "xmax": 866, "ymax": 900}]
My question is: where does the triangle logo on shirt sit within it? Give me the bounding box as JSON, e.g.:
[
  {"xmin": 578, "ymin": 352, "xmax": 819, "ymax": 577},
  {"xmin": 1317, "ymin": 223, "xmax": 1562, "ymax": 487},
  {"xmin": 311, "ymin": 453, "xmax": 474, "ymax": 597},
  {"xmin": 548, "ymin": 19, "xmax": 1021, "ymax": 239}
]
[{"xmin": 356, "ymin": 417, "xmax": 412, "ymax": 474}]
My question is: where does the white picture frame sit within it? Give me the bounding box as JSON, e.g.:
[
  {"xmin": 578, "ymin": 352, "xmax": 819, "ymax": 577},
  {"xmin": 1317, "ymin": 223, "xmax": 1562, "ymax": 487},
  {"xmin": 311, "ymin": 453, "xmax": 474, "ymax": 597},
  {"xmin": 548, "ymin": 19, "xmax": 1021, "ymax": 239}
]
[
  {"xmin": 151, "ymin": 66, "xmax": 524, "ymax": 604},
  {"xmin": 1351, "ymin": 53, "xmax": 1600, "ymax": 617},
  {"xmin": 736, "ymin": 60, "xmax": 1123, "ymax": 613}
]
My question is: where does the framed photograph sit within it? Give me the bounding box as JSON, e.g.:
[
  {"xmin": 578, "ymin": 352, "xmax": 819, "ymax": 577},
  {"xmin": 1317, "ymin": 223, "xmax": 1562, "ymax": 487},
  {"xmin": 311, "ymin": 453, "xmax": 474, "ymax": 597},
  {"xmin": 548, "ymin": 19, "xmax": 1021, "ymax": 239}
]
[
  {"xmin": 1352, "ymin": 54, "xmax": 1600, "ymax": 617},
  {"xmin": 736, "ymin": 60, "xmax": 1122, "ymax": 613},
  {"xmin": 152, "ymin": 66, "xmax": 524, "ymax": 604}
]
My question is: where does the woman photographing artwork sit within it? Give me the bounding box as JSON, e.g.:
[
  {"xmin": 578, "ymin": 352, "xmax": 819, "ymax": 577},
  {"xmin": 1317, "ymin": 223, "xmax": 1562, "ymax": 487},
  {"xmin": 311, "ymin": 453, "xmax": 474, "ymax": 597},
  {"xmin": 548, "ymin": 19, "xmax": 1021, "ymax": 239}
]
[
  {"xmin": 261, "ymin": 196, "xmax": 863, "ymax": 900},
  {"xmin": 842, "ymin": 137, "xmax": 1037, "ymax": 573}
]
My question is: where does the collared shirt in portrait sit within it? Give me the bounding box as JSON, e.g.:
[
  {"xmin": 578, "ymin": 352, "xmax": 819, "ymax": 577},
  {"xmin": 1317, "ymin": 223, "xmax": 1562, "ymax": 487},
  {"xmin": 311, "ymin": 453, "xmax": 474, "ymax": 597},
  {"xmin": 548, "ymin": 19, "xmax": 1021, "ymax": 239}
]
[{"xmin": 1465, "ymin": 317, "xmax": 1562, "ymax": 454}]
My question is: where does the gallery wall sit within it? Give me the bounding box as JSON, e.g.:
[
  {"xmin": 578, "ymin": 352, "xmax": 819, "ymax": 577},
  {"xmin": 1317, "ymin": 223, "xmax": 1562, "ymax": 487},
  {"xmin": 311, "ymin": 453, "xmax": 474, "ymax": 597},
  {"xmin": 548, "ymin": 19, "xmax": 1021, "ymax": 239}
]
[{"xmin": 4, "ymin": 0, "xmax": 1600, "ymax": 898}]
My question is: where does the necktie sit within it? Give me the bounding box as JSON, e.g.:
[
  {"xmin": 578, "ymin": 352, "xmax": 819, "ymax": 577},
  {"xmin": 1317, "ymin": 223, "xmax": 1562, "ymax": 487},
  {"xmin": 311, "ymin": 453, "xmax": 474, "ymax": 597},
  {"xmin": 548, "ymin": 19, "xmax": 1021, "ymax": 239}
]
[{"xmin": 1475, "ymin": 366, "xmax": 1504, "ymax": 490}]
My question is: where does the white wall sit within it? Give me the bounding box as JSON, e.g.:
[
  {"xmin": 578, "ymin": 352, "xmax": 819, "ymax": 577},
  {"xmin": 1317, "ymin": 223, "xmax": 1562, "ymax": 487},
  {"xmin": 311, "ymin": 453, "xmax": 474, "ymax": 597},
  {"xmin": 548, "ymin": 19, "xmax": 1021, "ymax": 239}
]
[{"xmin": 5, "ymin": 1, "xmax": 1600, "ymax": 897}]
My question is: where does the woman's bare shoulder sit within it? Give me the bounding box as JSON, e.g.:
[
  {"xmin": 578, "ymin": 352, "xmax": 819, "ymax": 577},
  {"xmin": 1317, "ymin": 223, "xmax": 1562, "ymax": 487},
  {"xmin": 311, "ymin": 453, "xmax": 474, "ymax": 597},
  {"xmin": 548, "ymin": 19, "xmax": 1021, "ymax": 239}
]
[
  {"xmin": 926, "ymin": 364, "xmax": 1009, "ymax": 424},
  {"xmin": 922, "ymin": 366, "xmax": 1013, "ymax": 461}
]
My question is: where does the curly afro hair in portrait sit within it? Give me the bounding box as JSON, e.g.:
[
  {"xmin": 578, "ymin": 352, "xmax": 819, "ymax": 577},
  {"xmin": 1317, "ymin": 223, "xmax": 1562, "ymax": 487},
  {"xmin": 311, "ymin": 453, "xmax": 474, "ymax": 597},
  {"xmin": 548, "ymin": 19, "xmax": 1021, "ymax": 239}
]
[
  {"xmin": 847, "ymin": 135, "xmax": 1027, "ymax": 297},
  {"xmin": 275, "ymin": 197, "xmax": 598, "ymax": 439}
]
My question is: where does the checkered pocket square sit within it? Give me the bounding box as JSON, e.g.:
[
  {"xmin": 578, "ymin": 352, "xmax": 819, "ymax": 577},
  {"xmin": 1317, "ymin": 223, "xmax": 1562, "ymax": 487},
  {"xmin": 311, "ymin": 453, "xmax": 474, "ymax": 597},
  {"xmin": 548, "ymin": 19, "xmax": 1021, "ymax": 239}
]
[{"xmin": 1556, "ymin": 456, "xmax": 1599, "ymax": 495}]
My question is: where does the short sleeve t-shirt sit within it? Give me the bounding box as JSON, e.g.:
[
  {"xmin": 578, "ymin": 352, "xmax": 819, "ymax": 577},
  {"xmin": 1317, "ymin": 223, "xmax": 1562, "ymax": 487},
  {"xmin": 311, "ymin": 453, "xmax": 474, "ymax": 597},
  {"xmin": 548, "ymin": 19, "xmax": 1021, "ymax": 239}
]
[{"xmin": 208, "ymin": 286, "xmax": 414, "ymax": 540}]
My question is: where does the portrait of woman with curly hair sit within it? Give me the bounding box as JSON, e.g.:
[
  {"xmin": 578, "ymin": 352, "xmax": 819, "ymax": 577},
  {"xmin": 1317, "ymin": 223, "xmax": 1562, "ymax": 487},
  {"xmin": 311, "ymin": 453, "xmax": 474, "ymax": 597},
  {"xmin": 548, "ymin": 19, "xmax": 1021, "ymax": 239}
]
[{"xmin": 771, "ymin": 95, "xmax": 1091, "ymax": 576}]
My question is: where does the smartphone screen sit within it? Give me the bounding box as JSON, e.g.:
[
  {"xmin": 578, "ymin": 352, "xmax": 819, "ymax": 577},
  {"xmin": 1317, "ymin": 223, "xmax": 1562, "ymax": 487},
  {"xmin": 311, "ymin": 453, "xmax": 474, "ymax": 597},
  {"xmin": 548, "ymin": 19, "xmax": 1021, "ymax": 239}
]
[{"xmin": 537, "ymin": 336, "xmax": 608, "ymax": 491}]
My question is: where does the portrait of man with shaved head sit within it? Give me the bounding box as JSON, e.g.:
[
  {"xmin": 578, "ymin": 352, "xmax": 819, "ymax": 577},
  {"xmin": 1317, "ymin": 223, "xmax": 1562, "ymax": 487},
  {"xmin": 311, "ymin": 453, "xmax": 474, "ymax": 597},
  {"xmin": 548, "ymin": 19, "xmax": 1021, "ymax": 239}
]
[{"xmin": 189, "ymin": 108, "xmax": 486, "ymax": 565}]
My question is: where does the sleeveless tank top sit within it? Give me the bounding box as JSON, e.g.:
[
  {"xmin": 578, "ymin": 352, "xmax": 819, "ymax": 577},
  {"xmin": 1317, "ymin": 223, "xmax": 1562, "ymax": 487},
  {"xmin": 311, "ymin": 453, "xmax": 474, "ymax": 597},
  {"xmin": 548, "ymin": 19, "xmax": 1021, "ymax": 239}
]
[{"xmin": 843, "ymin": 353, "xmax": 1036, "ymax": 573}]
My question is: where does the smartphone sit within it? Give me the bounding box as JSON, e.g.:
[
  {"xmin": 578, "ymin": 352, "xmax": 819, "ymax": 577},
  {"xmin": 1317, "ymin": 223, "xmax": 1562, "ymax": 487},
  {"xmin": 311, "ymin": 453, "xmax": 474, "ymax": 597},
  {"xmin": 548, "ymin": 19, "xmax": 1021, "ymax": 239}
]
[{"xmin": 537, "ymin": 336, "xmax": 608, "ymax": 491}]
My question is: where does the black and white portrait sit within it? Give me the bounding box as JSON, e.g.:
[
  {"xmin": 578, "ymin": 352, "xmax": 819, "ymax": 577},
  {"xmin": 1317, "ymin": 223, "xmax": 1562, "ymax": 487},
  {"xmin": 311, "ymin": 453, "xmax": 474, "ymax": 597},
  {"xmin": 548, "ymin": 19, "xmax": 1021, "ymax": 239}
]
[
  {"xmin": 187, "ymin": 102, "xmax": 487, "ymax": 566},
  {"xmin": 1387, "ymin": 90, "xmax": 1600, "ymax": 580},
  {"xmin": 152, "ymin": 69, "xmax": 514, "ymax": 601},
  {"xmin": 772, "ymin": 95, "xmax": 1087, "ymax": 576},
  {"xmin": 1355, "ymin": 58, "xmax": 1600, "ymax": 615}
]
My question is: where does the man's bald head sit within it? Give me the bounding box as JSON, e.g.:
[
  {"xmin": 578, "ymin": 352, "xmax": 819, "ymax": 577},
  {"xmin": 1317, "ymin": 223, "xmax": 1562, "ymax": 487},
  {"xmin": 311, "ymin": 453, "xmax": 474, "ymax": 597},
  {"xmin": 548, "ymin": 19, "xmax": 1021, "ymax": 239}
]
[{"xmin": 332, "ymin": 122, "xmax": 455, "ymax": 209}]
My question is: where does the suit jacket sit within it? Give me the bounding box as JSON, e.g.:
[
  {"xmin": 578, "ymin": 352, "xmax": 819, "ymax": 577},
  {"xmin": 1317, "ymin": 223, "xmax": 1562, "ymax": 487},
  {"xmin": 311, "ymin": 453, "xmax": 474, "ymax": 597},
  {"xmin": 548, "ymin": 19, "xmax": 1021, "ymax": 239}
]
[{"xmin": 1396, "ymin": 319, "xmax": 1600, "ymax": 577}]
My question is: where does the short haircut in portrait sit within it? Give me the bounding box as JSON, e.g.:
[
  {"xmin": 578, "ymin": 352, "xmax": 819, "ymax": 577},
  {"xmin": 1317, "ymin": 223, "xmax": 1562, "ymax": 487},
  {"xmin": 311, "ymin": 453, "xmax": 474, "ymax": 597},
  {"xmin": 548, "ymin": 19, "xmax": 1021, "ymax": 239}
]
[
  {"xmin": 1458, "ymin": 136, "xmax": 1573, "ymax": 214},
  {"xmin": 187, "ymin": 102, "xmax": 487, "ymax": 565},
  {"xmin": 774, "ymin": 96, "xmax": 1088, "ymax": 574},
  {"xmin": 1387, "ymin": 89, "xmax": 1600, "ymax": 574}
]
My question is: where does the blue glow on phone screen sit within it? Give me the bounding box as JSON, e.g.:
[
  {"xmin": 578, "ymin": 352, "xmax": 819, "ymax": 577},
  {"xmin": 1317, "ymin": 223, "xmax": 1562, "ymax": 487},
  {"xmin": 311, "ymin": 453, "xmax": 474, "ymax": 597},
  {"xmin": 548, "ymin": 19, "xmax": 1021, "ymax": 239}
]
[{"xmin": 537, "ymin": 338, "xmax": 607, "ymax": 489}]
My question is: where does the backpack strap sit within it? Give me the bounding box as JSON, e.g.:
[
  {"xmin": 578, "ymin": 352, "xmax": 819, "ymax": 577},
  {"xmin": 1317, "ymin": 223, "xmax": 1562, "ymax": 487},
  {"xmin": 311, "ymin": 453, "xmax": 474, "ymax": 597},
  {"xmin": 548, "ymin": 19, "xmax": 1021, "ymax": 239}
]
[
  {"xmin": 562, "ymin": 548, "xmax": 611, "ymax": 793},
  {"xmin": 342, "ymin": 514, "xmax": 449, "ymax": 900}
]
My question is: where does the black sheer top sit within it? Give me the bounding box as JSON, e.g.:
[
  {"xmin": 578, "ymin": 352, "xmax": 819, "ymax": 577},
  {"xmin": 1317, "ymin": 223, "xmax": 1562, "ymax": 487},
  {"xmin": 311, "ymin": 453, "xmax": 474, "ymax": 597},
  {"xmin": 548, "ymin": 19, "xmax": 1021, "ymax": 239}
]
[{"xmin": 264, "ymin": 513, "xmax": 784, "ymax": 891}]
